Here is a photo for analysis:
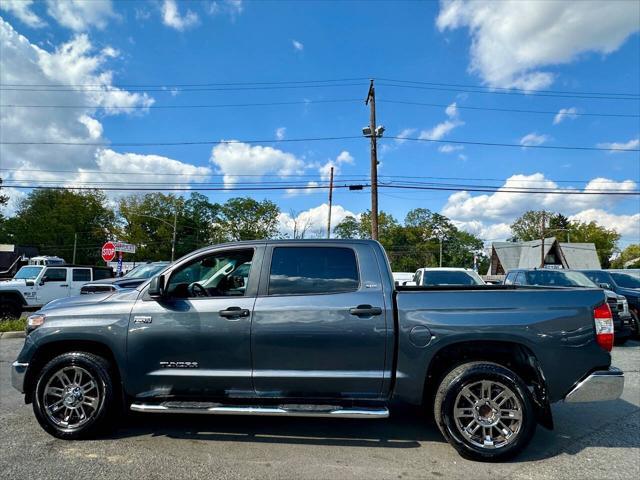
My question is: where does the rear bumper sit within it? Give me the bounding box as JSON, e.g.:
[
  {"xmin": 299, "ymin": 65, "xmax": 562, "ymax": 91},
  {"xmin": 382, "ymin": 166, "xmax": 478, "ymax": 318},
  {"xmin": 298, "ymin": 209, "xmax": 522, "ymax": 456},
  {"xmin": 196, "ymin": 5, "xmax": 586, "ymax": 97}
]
[
  {"xmin": 564, "ymin": 367, "xmax": 624, "ymax": 403},
  {"xmin": 11, "ymin": 361, "xmax": 28, "ymax": 393}
]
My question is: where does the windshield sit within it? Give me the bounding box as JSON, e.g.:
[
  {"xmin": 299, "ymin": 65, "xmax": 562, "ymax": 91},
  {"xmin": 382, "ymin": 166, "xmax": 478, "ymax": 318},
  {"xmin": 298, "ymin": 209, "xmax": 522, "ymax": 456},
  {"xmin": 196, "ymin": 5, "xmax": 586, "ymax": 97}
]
[
  {"xmin": 611, "ymin": 273, "xmax": 640, "ymax": 289},
  {"xmin": 525, "ymin": 270, "xmax": 597, "ymax": 287},
  {"xmin": 14, "ymin": 266, "xmax": 43, "ymax": 280},
  {"xmin": 124, "ymin": 263, "xmax": 168, "ymax": 279},
  {"xmin": 420, "ymin": 270, "xmax": 484, "ymax": 286}
]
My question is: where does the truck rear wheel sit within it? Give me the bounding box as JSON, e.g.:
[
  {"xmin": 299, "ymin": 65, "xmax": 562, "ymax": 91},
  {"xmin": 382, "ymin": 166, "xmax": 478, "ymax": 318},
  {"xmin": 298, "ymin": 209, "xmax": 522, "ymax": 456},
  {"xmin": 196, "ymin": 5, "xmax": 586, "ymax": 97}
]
[
  {"xmin": 32, "ymin": 352, "xmax": 116, "ymax": 440},
  {"xmin": 433, "ymin": 362, "xmax": 536, "ymax": 462}
]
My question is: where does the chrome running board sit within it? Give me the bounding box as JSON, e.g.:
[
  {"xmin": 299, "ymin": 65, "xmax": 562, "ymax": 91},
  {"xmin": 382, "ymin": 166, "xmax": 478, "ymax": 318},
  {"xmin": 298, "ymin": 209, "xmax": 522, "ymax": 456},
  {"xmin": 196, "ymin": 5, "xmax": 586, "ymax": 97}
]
[{"xmin": 130, "ymin": 403, "xmax": 389, "ymax": 419}]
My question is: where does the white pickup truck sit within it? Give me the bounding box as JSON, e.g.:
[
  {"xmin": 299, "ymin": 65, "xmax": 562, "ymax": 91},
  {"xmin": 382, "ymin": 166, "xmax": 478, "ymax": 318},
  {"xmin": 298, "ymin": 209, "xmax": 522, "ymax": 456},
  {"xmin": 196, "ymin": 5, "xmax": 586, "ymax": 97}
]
[{"xmin": 0, "ymin": 264, "xmax": 113, "ymax": 319}]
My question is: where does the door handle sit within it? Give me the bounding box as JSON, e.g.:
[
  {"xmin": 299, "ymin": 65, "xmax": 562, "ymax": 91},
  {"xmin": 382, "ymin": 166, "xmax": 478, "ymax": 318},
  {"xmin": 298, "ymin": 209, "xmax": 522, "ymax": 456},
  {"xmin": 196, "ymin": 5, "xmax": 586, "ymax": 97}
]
[
  {"xmin": 349, "ymin": 305, "xmax": 382, "ymax": 317},
  {"xmin": 219, "ymin": 307, "xmax": 250, "ymax": 319},
  {"xmin": 60, "ymin": 284, "xmax": 69, "ymax": 287}
]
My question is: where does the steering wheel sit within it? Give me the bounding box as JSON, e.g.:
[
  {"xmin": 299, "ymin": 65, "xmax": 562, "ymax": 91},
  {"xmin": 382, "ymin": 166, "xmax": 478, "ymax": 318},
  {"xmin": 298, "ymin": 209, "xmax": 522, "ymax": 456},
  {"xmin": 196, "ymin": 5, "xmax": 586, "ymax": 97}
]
[{"xmin": 187, "ymin": 282, "xmax": 209, "ymax": 297}]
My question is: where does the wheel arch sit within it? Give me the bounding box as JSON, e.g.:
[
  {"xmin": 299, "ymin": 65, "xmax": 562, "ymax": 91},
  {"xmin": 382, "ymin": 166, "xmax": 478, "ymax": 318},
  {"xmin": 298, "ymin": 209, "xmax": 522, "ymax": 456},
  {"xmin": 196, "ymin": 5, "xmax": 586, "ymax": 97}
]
[
  {"xmin": 423, "ymin": 340, "xmax": 553, "ymax": 430},
  {"xmin": 0, "ymin": 290, "xmax": 27, "ymax": 306},
  {"xmin": 24, "ymin": 339, "xmax": 122, "ymax": 405}
]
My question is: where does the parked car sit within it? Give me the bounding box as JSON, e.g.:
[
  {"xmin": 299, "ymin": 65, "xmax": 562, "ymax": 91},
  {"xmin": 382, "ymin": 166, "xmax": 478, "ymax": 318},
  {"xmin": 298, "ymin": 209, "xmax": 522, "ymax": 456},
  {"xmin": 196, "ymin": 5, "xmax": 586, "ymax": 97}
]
[
  {"xmin": 13, "ymin": 240, "xmax": 623, "ymax": 461},
  {"xmin": 392, "ymin": 272, "xmax": 414, "ymax": 286},
  {"xmin": 412, "ymin": 267, "xmax": 485, "ymax": 286},
  {"xmin": 608, "ymin": 269, "xmax": 640, "ymax": 279},
  {"xmin": 504, "ymin": 269, "xmax": 633, "ymax": 343},
  {"xmin": 81, "ymin": 261, "xmax": 169, "ymax": 294},
  {"xmin": 0, "ymin": 265, "xmax": 113, "ymax": 319},
  {"xmin": 580, "ymin": 270, "xmax": 640, "ymax": 337}
]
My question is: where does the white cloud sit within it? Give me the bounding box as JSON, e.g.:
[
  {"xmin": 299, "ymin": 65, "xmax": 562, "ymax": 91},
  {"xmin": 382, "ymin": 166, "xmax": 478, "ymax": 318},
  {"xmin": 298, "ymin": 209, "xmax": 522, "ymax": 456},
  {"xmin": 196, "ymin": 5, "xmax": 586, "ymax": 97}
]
[
  {"xmin": 596, "ymin": 138, "xmax": 640, "ymax": 153},
  {"xmin": 394, "ymin": 128, "xmax": 416, "ymax": 144},
  {"xmin": 442, "ymin": 173, "xmax": 637, "ymax": 223},
  {"xmin": 292, "ymin": 39, "xmax": 304, "ymax": 51},
  {"xmin": 275, "ymin": 127, "xmax": 286, "ymax": 140},
  {"xmin": 569, "ymin": 209, "xmax": 640, "ymax": 239},
  {"xmin": 209, "ymin": 142, "xmax": 305, "ymax": 185},
  {"xmin": 0, "ymin": 17, "xmax": 213, "ymax": 213},
  {"xmin": 279, "ymin": 204, "xmax": 357, "ymax": 238},
  {"xmin": 553, "ymin": 107, "xmax": 578, "ymax": 125},
  {"xmin": 45, "ymin": 0, "xmax": 115, "ymax": 31},
  {"xmin": 436, "ymin": 0, "xmax": 640, "ymax": 90},
  {"xmin": 161, "ymin": 0, "xmax": 199, "ymax": 31},
  {"xmin": 438, "ymin": 144, "xmax": 464, "ymax": 154},
  {"xmin": 0, "ymin": 0, "xmax": 45, "ymax": 28},
  {"xmin": 318, "ymin": 150, "xmax": 354, "ymax": 181},
  {"xmin": 0, "ymin": 18, "xmax": 154, "ymax": 179},
  {"xmin": 443, "ymin": 174, "xmax": 640, "ymax": 242},
  {"xmin": 207, "ymin": 0, "xmax": 243, "ymax": 17},
  {"xmin": 78, "ymin": 115, "xmax": 103, "ymax": 139},
  {"xmin": 520, "ymin": 132, "xmax": 549, "ymax": 147},
  {"xmin": 418, "ymin": 101, "xmax": 464, "ymax": 141}
]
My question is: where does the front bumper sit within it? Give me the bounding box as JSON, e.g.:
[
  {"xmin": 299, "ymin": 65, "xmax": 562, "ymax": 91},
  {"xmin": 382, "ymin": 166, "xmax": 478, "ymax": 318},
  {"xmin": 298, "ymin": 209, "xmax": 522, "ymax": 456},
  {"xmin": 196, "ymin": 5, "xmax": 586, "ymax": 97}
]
[
  {"xmin": 11, "ymin": 361, "xmax": 28, "ymax": 393},
  {"xmin": 564, "ymin": 367, "xmax": 624, "ymax": 403}
]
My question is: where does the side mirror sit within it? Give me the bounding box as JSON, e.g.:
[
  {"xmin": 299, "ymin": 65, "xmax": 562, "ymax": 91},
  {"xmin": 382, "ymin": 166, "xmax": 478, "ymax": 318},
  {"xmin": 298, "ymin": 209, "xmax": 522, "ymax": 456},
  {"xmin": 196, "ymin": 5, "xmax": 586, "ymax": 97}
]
[
  {"xmin": 148, "ymin": 275, "xmax": 166, "ymax": 299},
  {"xmin": 39, "ymin": 278, "xmax": 46, "ymax": 286},
  {"xmin": 599, "ymin": 282, "xmax": 612, "ymax": 290}
]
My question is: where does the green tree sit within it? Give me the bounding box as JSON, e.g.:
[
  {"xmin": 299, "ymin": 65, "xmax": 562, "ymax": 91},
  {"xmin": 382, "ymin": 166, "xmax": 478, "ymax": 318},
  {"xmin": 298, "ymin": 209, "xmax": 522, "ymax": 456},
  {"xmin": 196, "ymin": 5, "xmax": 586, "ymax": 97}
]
[
  {"xmin": 611, "ymin": 244, "xmax": 640, "ymax": 269},
  {"xmin": 568, "ymin": 220, "xmax": 620, "ymax": 268},
  {"xmin": 1, "ymin": 189, "xmax": 116, "ymax": 264},
  {"xmin": 510, "ymin": 210, "xmax": 549, "ymax": 241},
  {"xmin": 217, "ymin": 197, "xmax": 280, "ymax": 241}
]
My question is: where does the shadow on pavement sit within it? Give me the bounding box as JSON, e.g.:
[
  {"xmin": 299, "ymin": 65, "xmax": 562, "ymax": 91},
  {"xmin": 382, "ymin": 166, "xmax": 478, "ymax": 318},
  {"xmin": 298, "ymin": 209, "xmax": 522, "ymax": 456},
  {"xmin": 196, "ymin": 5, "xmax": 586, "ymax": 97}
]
[
  {"xmin": 103, "ymin": 397, "xmax": 639, "ymax": 461},
  {"xmin": 107, "ymin": 408, "xmax": 439, "ymax": 449}
]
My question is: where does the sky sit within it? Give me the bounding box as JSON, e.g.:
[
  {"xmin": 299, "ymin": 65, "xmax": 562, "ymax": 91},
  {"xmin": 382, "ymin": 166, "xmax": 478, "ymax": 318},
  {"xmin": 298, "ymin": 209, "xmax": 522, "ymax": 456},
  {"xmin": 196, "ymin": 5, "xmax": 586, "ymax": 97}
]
[{"xmin": 0, "ymin": 0, "xmax": 639, "ymax": 246}]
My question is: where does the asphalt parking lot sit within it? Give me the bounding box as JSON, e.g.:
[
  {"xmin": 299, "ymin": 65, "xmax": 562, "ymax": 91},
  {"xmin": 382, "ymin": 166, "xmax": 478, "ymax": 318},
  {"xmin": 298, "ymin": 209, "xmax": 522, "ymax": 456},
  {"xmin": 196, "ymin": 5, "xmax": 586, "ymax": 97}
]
[{"xmin": 1, "ymin": 336, "xmax": 638, "ymax": 480}]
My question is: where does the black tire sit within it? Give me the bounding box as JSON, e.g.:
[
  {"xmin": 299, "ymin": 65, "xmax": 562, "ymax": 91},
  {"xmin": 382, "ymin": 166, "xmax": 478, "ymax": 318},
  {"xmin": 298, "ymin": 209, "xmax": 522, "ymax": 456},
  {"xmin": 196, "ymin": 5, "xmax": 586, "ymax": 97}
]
[
  {"xmin": 32, "ymin": 352, "xmax": 116, "ymax": 440},
  {"xmin": 433, "ymin": 362, "xmax": 536, "ymax": 462},
  {"xmin": 0, "ymin": 300, "xmax": 21, "ymax": 320},
  {"xmin": 631, "ymin": 310, "xmax": 640, "ymax": 339}
]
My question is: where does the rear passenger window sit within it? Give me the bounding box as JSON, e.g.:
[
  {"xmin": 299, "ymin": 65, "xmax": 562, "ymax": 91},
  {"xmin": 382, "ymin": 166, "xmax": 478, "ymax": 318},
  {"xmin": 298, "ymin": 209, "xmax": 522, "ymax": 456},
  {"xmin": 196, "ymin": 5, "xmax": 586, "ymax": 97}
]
[
  {"xmin": 72, "ymin": 269, "xmax": 91, "ymax": 282},
  {"xmin": 93, "ymin": 269, "xmax": 113, "ymax": 280},
  {"xmin": 268, "ymin": 247, "xmax": 359, "ymax": 295}
]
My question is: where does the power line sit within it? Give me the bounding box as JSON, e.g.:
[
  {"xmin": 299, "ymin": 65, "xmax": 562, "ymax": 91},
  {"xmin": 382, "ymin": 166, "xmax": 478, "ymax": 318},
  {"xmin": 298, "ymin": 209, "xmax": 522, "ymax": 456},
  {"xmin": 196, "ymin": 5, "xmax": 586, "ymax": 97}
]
[
  {"xmin": 0, "ymin": 77, "xmax": 371, "ymax": 88},
  {"xmin": 3, "ymin": 182, "xmax": 638, "ymax": 196},
  {"xmin": 1, "ymin": 167, "xmax": 635, "ymax": 186},
  {"xmin": 377, "ymin": 78, "xmax": 640, "ymax": 98},
  {"xmin": 3, "ymin": 135, "xmax": 636, "ymax": 152},
  {"xmin": 0, "ymin": 82, "xmax": 367, "ymax": 93},
  {"xmin": 378, "ymin": 82, "xmax": 640, "ymax": 101},
  {"xmin": 386, "ymin": 136, "xmax": 640, "ymax": 152},
  {"xmin": 3, "ymin": 75, "xmax": 637, "ymax": 97},
  {"xmin": 0, "ymin": 98, "xmax": 362, "ymax": 110},
  {"xmin": 379, "ymin": 100, "xmax": 640, "ymax": 119}
]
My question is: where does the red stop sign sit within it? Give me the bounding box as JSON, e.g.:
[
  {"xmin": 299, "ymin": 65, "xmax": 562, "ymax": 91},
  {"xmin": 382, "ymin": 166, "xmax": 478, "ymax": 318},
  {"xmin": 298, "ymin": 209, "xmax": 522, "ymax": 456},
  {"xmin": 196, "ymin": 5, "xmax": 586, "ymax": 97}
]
[{"xmin": 101, "ymin": 242, "xmax": 116, "ymax": 262}]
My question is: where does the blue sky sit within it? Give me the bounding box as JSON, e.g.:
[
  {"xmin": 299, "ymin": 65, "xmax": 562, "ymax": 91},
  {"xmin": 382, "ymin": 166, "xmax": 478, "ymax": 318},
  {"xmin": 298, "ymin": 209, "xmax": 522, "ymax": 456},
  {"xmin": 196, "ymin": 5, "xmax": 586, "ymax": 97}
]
[{"xmin": 1, "ymin": 0, "xmax": 638, "ymax": 245}]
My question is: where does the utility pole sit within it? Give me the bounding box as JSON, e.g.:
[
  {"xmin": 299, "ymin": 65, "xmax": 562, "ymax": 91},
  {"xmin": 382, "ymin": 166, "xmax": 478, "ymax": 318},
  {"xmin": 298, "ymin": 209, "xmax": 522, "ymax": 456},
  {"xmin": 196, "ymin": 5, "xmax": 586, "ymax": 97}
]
[
  {"xmin": 439, "ymin": 237, "xmax": 443, "ymax": 267},
  {"xmin": 365, "ymin": 79, "xmax": 379, "ymax": 241},
  {"xmin": 326, "ymin": 166, "xmax": 334, "ymax": 238},
  {"xmin": 72, "ymin": 233, "xmax": 77, "ymax": 264},
  {"xmin": 540, "ymin": 211, "xmax": 546, "ymax": 268},
  {"xmin": 171, "ymin": 207, "xmax": 177, "ymax": 262}
]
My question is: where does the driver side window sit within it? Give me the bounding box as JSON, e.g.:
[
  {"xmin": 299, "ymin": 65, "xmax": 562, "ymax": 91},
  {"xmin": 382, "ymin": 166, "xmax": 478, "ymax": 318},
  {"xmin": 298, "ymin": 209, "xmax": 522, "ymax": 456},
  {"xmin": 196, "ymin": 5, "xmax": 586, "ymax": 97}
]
[{"xmin": 166, "ymin": 249, "xmax": 254, "ymax": 299}]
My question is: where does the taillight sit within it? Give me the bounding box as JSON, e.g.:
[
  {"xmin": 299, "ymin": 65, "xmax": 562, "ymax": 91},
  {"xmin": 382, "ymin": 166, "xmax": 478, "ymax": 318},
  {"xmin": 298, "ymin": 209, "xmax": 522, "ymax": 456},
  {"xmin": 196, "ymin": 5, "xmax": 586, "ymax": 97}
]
[{"xmin": 593, "ymin": 303, "xmax": 614, "ymax": 352}]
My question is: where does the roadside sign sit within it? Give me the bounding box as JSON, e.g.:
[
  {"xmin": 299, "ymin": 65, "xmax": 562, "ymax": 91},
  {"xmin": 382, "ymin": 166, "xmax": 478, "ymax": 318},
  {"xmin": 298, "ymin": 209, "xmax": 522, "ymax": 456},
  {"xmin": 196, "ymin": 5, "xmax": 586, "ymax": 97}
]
[
  {"xmin": 101, "ymin": 242, "xmax": 116, "ymax": 262},
  {"xmin": 115, "ymin": 241, "xmax": 136, "ymax": 254}
]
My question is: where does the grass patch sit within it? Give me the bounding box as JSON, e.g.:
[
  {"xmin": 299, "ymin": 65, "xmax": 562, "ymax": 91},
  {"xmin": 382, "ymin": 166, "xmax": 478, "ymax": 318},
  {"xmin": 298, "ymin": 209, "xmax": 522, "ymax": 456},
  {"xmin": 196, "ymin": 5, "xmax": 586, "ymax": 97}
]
[{"xmin": 0, "ymin": 316, "xmax": 26, "ymax": 333}]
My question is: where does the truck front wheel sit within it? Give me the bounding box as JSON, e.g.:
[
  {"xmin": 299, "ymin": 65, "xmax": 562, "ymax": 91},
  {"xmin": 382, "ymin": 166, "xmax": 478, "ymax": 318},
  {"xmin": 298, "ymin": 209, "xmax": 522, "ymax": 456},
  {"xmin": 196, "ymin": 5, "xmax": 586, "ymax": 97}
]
[
  {"xmin": 32, "ymin": 352, "xmax": 116, "ymax": 440},
  {"xmin": 0, "ymin": 300, "xmax": 21, "ymax": 320},
  {"xmin": 433, "ymin": 362, "xmax": 536, "ymax": 462}
]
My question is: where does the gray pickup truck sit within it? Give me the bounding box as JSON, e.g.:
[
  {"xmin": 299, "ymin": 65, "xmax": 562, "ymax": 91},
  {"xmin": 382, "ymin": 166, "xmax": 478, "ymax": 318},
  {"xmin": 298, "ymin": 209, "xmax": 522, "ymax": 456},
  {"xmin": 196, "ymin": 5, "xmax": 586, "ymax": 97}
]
[{"xmin": 12, "ymin": 240, "xmax": 624, "ymax": 461}]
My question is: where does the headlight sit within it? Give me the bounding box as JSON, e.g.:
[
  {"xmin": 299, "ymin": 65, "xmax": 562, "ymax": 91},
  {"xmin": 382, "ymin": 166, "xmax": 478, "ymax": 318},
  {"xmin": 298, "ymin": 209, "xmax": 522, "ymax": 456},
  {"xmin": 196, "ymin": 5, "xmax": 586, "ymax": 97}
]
[
  {"xmin": 27, "ymin": 314, "xmax": 46, "ymax": 330},
  {"xmin": 621, "ymin": 299, "xmax": 629, "ymax": 315}
]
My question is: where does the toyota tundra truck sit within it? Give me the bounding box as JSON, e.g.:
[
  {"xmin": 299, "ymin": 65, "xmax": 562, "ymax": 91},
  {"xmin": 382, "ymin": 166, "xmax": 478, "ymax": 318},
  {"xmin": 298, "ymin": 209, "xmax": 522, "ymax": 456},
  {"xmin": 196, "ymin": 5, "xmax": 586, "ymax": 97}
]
[{"xmin": 11, "ymin": 240, "xmax": 624, "ymax": 461}]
